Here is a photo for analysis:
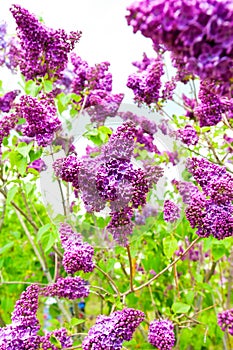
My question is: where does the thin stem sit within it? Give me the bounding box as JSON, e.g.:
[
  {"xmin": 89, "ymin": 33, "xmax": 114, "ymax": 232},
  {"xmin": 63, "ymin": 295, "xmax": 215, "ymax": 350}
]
[
  {"xmin": 53, "ymin": 244, "xmax": 59, "ymax": 282},
  {"xmin": 0, "ymin": 188, "xmax": 39, "ymax": 231},
  {"xmin": 14, "ymin": 210, "xmax": 72, "ymax": 322},
  {"xmin": 126, "ymin": 244, "xmax": 134, "ymax": 292},
  {"xmin": 95, "ymin": 265, "xmax": 120, "ymax": 297},
  {"xmin": 0, "ymin": 281, "xmax": 47, "ymax": 286},
  {"xmin": 173, "ymin": 256, "xmax": 180, "ymax": 299},
  {"xmin": 15, "ymin": 210, "xmax": 52, "ymax": 281},
  {"xmin": 50, "ymin": 145, "xmax": 67, "ymax": 216},
  {"xmin": 122, "ymin": 237, "xmax": 201, "ymax": 296}
]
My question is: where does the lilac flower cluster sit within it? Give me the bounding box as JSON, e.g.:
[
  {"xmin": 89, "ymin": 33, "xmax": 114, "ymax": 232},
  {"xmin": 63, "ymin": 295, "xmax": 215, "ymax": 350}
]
[
  {"xmin": 54, "ymin": 122, "xmax": 161, "ymax": 245},
  {"xmin": 0, "ymin": 90, "xmax": 20, "ymax": 113},
  {"xmin": 82, "ymin": 308, "xmax": 145, "ymax": 349},
  {"xmin": 186, "ymin": 157, "xmax": 233, "ymax": 203},
  {"xmin": 148, "ymin": 319, "xmax": 175, "ymax": 350},
  {"xmin": 0, "ymin": 283, "xmax": 74, "ymax": 349},
  {"xmin": 0, "ymin": 22, "xmax": 7, "ymax": 65},
  {"xmin": 218, "ymin": 309, "xmax": 233, "ymax": 335},
  {"xmin": 107, "ymin": 207, "xmax": 134, "ymax": 246},
  {"xmin": 176, "ymin": 125, "xmax": 199, "ymax": 146},
  {"xmin": 0, "ymin": 284, "xmax": 41, "ymax": 349},
  {"xmin": 127, "ymin": 54, "xmax": 164, "ymax": 105},
  {"xmin": 10, "ymin": 4, "xmax": 81, "ymax": 80},
  {"xmin": 70, "ymin": 53, "xmax": 124, "ymax": 124},
  {"xmin": 40, "ymin": 328, "xmax": 73, "ymax": 350},
  {"xmin": 163, "ymin": 200, "xmax": 180, "ymax": 223},
  {"xmin": 40, "ymin": 276, "xmax": 90, "ymax": 300},
  {"xmin": 172, "ymin": 180, "xmax": 200, "ymax": 205},
  {"xmin": 126, "ymin": 0, "xmax": 233, "ymax": 94},
  {"xmin": 15, "ymin": 95, "xmax": 61, "ymax": 146},
  {"xmin": 59, "ymin": 223, "xmax": 95, "ymax": 274},
  {"xmin": 185, "ymin": 157, "xmax": 233, "ymax": 239},
  {"xmin": 194, "ymin": 81, "xmax": 231, "ymax": 127},
  {"xmin": 119, "ymin": 111, "xmax": 159, "ymax": 153},
  {"xmin": 0, "ymin": 113, "xmax": 18, "ymax": 149},
  {"xmin": 182, "ymin": 94, "xmax": 197, "ymax": 120}
]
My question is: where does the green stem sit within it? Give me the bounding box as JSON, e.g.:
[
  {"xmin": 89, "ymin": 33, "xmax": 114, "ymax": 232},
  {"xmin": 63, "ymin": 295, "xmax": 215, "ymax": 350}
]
[{"xmin": 122, "ymin": 237, "xmax": 201, "ymax": 297}]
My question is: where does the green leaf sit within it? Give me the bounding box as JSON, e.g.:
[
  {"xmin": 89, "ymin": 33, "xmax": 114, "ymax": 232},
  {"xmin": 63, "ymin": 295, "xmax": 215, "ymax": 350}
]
[
  {"xmin": 70, "ymin": 318, "xmax": 85, "ymax": 327},
  {"xmin": 9, "ymin": 151, "xmax": 28, "ymax": 175},
  {"xmin": 43, "ymin": 80, "xmax": 53, "ymax": 93},
  {"xmin": 17, "ymin": 118, "xmax": 26, "ymax": 125},
  {"xmin": 17, "ymin": 142, "xmax": 33, "ymax": 158},
  {"xmin": 106, "ymin": 258, "xmax": 115, "ymax": 272},
  {"xmin": 212, "ymin": 244, "xmax": 226, "ymax": 261},
  {"xmin": 185, "ymin": 291, "xmax": 195, "ymax": 305},
  {"xmin": 49, "ymin": 335, "xmax": 62, "ymax": 349},
  {"xmin": 25, "ymin": 80, "xmax": 41, "ymax": 97},
  {"xmin": 6, "ymin": 185, "xmax": 18, "ymax": 205},
  {"xmin": 172, "ymin": 302, "xmax": 191, "ymax": 314},
  {"xmin": 0, "ymin": 242, "xmax": 14, "ymax": 255},
  {"xmin": 29, "ymin": 149, "xmax": 43, "ymax": 162},
  {"xmin": 37, "ymin": 223, "xmax": 51, "ymax": 242},
  {"xmin": 163, "ymin": 236, "xmax": 178, "ymax": 259}
]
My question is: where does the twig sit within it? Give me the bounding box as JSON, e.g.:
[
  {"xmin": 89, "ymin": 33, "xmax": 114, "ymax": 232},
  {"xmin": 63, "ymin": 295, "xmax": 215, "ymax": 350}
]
[
  {"xmin": 122, "ymin": 237, "xmax": 201, "ymax": 296},
  {"xmin": 95, "ymin": 265, "xmax": 120, "ymax": 297},
  {"xmin": 0, "ymin": 280, "xmax": 47, "ymax": 286},
  {"xmin": 126, "ymin": 244, "xmax": 134, "ymax": 292}
]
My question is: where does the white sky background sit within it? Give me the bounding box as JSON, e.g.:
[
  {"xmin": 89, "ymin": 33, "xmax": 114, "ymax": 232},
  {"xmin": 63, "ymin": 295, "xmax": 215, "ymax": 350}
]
[{"xmin": 1, "ymin": 0, "xmax": 158, "ymax": 102}]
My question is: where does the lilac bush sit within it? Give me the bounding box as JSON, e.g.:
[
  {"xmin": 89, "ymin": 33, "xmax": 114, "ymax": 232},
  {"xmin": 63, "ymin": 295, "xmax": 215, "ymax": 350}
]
[{"xmin": 1, "ymin": 1, "xmax": 233, "ymax": 349}]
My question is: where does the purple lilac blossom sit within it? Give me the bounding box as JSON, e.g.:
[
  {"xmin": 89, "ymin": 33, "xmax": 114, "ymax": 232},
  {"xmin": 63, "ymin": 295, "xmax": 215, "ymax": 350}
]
[
  {"xmin": 182, "ymin": 94, "xmax": 197, "ymax": 120},
  {"xmin": 185, "ymin": 186, "xmax": 233, "ymax": 240},
  {"xmin": 102, "ymin": 121, "xmax": 136, "ymax": 160},
  {"xmin": 127, "ymin": 54, "xmax": 164, "ymax": 105},
  {"xmin": 0, "ymin": 284, "xmax": 41, "ymax": 349},
  {"xmin": 28, "ymin": 158, "xmax": 47, "ymax": 172},
  {"xmin": 15, "ymin": 95, "xmax": 61, "ymax": 146},
  {"xmin": 158, "ymin": 119, "xmax": 171, "ymax": 136},
  {"xmin": 186, "ymin": 157, "xmax": 233, "ymax": 204},
  {"xmin": 40, "ymin": 328, "xmax": 73, "ymax": 350},
  {"xmin": 0, "ymin": 284, "xmax": 74, "ymax": 349},
  {"xmin": 0, "ymin": 90, "xmax": 20, "ymax": 113},
  {"xmin": 194, "ymin": 81, "xmax": 232, "ymax": 127},
  {"xmin": 176, "ymin": 125, "xmax": 199, "ymax": 146},
  {"xmin": 82, "ymin": 308, "xmax": 145, "ymax": 350},
  {"xmin": 148, "ymin": 319, "xmax": 175, "ymax": 350},
  {"xmin": 40, "ymin": 330, "xmax": 71, "ymax": 350},
  {"xmin": 172, "ymin": 180, "xmax": 200, "ymax": 205},
  {"xmin": 107, "ymin": 207, "xmax": 134, "ymax": 246},
  {"xmin": 59, "ymin": 223, "xmax": 95, "ymax": 274},
  {"xmin": 40, "ymin": 276, "xmax": 90, "ymax": 300},
  {"xmin": 4, "ymin": 37, "xmax": 21, "ymax": 72},
  {"xmin": 126, "ymin": 0, "xmax": 233, "ymax": 95},
  {"xmin": 163, "ymin": 200, "xmax": 180, "ymax": 223},
  {"xmin": 118, "ymin": 111, "xmax": 159, "ymax": 153},
  {"xmin": 54, "ymin": 122, "xmax": 160, "ymax": 245},
  {"xmin": 161, "ymin": 78, "xmax": 176, "ymax": 100},
  {"xmin": 70, "ymin": 54, "xmax": 123, "ymax": 124},
  {"xmin": 218, "ymin": 309, "xmax": 233, "ymax": 335},
  {"xmin": 0, "ymin": 113, "xmax": 18, "ymax": 148},
  {"xmin": 10, "ymin": 4, "xmax": 81, "ymax": 80}
]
